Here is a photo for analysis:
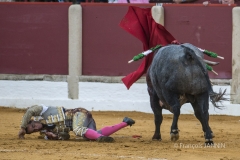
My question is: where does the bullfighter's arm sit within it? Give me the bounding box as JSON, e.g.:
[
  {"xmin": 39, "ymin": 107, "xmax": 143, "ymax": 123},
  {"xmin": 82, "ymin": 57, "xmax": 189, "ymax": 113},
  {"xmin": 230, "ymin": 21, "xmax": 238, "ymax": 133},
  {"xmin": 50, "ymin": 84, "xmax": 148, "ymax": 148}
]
[
  {"xmin": 19, "ymin": 105, "xmax": 44, "ymax": 139},
  {"xmin": 20, "ymin": 105, "xmax": 43, "ymax": 129}
]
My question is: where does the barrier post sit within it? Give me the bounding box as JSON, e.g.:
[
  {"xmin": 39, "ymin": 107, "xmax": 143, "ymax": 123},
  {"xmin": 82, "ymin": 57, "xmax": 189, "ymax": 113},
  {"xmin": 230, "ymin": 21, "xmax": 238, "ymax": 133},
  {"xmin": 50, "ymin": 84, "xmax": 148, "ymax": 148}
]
[
  {"xmin": 68, "ymin": 4, "xmax": 82, "ymax": 99},
  {"xmin": 231, "ymin": 7, "xmax": 240, "ymax": 103},
  {"xmin": 151, "ymin": 5, "xmax": 164, "ymax": 26}
]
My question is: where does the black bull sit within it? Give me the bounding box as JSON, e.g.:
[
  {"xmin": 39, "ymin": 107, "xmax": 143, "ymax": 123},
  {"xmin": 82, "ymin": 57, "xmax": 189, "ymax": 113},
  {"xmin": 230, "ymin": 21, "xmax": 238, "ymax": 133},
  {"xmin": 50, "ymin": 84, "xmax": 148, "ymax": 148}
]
[{"xmin": 146, "ymin": 43, "xmax": 226, "ymax": 144}]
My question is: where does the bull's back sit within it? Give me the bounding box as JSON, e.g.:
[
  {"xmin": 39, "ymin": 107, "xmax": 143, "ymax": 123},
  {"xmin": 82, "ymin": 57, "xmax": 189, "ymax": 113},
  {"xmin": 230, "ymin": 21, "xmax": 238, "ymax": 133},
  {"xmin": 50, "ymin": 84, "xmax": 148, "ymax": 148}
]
[{"xmin": 150, "ymin": 44, "xmax": 208, "ymax": 95}]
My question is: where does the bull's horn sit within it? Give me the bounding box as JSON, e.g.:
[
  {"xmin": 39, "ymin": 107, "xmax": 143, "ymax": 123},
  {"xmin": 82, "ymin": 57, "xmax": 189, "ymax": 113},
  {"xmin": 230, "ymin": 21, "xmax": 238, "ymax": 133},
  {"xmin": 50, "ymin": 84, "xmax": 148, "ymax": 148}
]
[{"xmin": 204, "ymin": 59, "xmax": 220, "ymax": 66}]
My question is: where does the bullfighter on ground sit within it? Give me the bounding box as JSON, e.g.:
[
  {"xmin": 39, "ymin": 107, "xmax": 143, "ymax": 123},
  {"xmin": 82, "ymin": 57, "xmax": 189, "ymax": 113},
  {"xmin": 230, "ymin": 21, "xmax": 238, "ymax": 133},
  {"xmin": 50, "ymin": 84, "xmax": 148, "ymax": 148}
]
[{"xmin": 18, "ymin": 104, "xmax": 135, "ymax": 142}]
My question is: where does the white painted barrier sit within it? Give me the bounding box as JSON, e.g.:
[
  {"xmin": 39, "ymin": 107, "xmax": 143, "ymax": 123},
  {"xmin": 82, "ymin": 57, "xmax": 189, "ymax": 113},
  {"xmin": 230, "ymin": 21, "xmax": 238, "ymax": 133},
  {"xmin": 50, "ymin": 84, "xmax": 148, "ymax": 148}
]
[{"xmin": 0, "ymin": 80, "xmax": 239, "ymax": 116}]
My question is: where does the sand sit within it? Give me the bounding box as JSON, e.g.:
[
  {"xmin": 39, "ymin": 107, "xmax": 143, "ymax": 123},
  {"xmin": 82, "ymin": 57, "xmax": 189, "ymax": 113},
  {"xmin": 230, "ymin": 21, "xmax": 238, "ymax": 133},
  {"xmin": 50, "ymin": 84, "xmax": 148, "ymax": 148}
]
[{"xmin": 0, "ymin": 106, "xmax": 239, "ymax": 160}]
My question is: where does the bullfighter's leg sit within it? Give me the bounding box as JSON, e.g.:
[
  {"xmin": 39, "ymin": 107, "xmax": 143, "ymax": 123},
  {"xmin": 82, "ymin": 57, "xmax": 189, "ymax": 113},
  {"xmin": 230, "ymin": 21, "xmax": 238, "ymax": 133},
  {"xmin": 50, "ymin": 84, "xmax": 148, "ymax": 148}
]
[
  {"xmin": 162, "ymin": 91, "xmax": 181, "ymax": 141},
  {"xmin": 97, "ymin": 117, "xmax": 135, "ymax": 136},
  {"xmin": 194, "ymin": 92, "xmax": 214, "ymax": 144},
  {"xmin": 84, "ymin": 118, "xmax": 135, "ymax": 142},
  {"xmin": 72, "ymin": 112, "xmax": 114, "ymax": 142}
]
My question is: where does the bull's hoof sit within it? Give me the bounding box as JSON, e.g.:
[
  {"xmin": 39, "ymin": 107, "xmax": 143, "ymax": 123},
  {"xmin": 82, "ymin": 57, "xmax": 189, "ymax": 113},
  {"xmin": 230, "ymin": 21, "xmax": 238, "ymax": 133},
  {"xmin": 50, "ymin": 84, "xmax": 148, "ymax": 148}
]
[
  {"xmin": 205, "ymin": 139, "xmax": 214, "ymax": 146},
  {"xmin": 170, "ymin": 130, "xmax": 179, "ymax": 141},
  {"xmin": 152, "ymin": 133, "xmax": 162, "ymax": 141},
  {"xmin": 170, "ymin": 133, "xmax": 179, "ymax": 141}
]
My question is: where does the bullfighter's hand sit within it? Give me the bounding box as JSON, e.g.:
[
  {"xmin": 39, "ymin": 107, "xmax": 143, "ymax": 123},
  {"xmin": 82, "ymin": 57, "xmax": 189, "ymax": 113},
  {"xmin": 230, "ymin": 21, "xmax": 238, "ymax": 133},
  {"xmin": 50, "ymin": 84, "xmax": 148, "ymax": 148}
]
[
  {"xmin": 45, "ymin": 132, "xmax": 58, "ymax": 140},
  {"xmin": 18, "ymin": 128, "xmax": 26, "ymax": 139}
]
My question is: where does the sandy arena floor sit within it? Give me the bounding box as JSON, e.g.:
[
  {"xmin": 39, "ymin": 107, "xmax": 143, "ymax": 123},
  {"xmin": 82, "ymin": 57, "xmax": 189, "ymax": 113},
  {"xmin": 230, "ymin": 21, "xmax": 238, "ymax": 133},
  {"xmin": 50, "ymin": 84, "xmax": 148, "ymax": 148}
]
[{"xmin": 0, "ymin": 106, "xmax": 240, "ymax": 160}]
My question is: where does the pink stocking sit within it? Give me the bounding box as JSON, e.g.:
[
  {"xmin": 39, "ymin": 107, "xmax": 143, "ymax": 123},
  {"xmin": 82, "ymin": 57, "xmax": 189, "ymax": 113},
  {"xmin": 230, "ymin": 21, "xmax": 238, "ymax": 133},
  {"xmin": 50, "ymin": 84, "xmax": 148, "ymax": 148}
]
[
  {"xmin": 98, "ymin": 122, "xmax": 127, "ymax": 136},
  {"xmin": 84, "ymin": 128, "xmax": 102, "ymax": 140}
]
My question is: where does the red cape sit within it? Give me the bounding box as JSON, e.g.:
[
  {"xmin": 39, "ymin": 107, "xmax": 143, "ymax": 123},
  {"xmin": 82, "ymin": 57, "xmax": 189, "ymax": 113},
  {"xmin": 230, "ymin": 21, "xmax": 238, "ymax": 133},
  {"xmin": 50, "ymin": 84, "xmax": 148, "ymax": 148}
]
[{"xmin": 119, "ymin": 6, "xmax": 177, "ymax": 89}]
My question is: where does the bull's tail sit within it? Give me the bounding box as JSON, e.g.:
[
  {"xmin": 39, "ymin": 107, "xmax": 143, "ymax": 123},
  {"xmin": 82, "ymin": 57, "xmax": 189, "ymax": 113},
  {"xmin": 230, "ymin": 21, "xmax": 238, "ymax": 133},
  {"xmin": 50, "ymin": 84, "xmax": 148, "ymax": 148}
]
[
  {"xmin": 182, "ymin": 45, "xmax": 228, "ymax": 109},
  {"xmin": 209, "ymin": 88, "xmax": 228, "ymax": 109}
]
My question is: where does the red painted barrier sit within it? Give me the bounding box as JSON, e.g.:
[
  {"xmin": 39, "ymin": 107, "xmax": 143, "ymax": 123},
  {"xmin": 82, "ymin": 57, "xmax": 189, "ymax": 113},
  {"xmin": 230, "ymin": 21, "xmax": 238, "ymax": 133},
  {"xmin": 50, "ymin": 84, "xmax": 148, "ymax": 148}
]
[
  {"xmin": 163, "ymin": 4, "xmax": 235, "ymax": 79},
  {"xmin": 81, "ymin": 4, "xmax": 154, "ymax": 76},
  {"xmin": 0, "ymin": 3, "xmax": 234, "ymax": 79},
  {"xmin": 81, "ymin": 4, "xmax": 234, "ymax": 79},
  {"xmin": 0, "ymin": 3, "xmax": 71, "ymax": 75}
]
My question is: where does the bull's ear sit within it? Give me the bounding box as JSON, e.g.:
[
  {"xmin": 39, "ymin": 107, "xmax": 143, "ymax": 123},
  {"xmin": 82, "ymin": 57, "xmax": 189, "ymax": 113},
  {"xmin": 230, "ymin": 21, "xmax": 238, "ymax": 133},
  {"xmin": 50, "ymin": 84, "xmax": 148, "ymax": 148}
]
[{"xmin": 184, "ymin": 47, "xmax": 195, "ymax": 60}]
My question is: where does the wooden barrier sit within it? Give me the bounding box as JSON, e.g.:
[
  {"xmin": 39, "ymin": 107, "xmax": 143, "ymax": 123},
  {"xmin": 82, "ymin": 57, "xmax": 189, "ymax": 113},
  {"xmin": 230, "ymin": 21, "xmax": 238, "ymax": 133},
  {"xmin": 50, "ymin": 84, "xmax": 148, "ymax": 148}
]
[
  {"xmin": 81, "ymin": 4, "xmax": 234, "ymax": 79},
  {"xmin": 0, "ymin": 3, "xmax": 71, "ymax": 75},
  {"xmin": 0, "ymin": 3, "xmax": 234, "ymax": 79}
]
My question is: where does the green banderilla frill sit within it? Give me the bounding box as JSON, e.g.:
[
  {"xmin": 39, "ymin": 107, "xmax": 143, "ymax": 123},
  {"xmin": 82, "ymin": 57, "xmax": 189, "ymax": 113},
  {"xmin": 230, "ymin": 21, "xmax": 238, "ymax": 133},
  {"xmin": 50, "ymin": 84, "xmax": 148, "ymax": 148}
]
[
  {"xmin": 128, "ymin": 45, "xmax": 162, "ymax": 63},
  {"xmin": 198, "ymin": 48, "xmax": 224, "ymax": 59},
  {"xmin": 204, "ymin": 50, "xmax": 218, "ymax": 58},
  {"xmin": 206, "ymin": 64, "xmax": 218, "ymax": 75},
  {"xmin": 149, "ymin": 45, "xmax": 162, "ymax": 53},
  {"xmin": 133, "ymin": 53, "xmax": 145, "ymax": 61}
]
